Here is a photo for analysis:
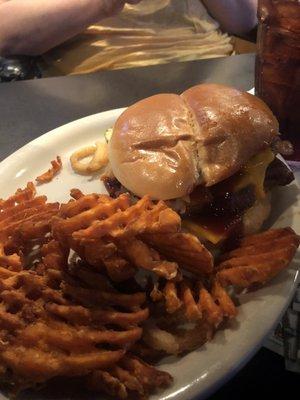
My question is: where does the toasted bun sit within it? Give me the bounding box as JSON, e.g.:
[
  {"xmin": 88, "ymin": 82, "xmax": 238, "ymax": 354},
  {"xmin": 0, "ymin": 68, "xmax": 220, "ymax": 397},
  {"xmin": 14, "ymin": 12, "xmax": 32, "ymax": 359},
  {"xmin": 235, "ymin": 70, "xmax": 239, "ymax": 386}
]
[
  {"xmin": 181, "ymin": 84, "xmax": 279, "ymax": 186},
  {"xmin": 109, "ymin": 84, "xmax": 279, "ymax": 200},
  {"xmin": 109, "ymin": 93, "xmax": 200, "ymax": 200}
]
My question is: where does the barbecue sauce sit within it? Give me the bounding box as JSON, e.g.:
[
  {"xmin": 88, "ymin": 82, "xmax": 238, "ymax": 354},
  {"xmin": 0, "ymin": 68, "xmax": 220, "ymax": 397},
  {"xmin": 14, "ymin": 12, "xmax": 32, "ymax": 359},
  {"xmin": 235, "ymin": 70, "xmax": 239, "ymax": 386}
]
[{"xmin": 182, "ymin": 214, "xmax": 243, "ymax": 247}]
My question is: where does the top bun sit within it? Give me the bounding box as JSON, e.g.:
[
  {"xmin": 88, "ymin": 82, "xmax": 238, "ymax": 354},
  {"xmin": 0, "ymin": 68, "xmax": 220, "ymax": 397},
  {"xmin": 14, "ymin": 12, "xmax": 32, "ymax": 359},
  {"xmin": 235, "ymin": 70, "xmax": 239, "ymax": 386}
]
[
  {"xmin": 109, "ymin": 84, "xmax": 279, "ymax": 200},
  {"xmin": 109, "ymin": 93, "xmax": 200, "ymax": 200},
  {"xmin": 181, "ymin": 84, "xmax": 279, "ymax": 187}
]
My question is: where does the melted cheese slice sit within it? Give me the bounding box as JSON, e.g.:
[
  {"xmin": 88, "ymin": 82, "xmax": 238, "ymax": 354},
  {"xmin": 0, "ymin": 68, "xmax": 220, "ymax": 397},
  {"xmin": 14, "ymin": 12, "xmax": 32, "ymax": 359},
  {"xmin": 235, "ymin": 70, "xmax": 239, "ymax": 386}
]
[
  {"xmin": 183, "ymin": 149, "xmax": 275, "ymax": 243},
  {"xmin": 233, "ymin": 148, "xmax": 274, "ymax": 199},
  {"xmin": 182, "ymin": 219, "xmax": 226, "ymax": 244}
]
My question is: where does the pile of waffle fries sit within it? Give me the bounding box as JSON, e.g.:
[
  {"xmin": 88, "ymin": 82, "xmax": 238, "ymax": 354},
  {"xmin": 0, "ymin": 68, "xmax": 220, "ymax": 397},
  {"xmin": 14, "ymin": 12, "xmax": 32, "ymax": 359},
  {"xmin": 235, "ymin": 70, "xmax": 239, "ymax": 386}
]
[{"xmin": 0, "ymin": 183, "xmax": 299, "ymax": 399}]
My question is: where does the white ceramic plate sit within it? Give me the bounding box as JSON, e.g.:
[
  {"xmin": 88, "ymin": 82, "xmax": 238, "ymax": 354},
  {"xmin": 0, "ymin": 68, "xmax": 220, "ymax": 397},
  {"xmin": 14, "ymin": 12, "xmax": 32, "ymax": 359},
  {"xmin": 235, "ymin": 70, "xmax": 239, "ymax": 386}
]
[{"xmin": 0, "ymin": 109, "xmax": 299, "ymax": 400}]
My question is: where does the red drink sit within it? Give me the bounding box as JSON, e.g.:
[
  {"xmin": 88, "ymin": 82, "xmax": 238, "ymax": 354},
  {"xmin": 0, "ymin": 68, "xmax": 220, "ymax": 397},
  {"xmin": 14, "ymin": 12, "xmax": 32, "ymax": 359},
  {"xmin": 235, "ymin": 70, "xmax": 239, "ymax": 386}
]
[{"xmin": 255, "ymin": 0, "xmax": 300, "ymax": 159}]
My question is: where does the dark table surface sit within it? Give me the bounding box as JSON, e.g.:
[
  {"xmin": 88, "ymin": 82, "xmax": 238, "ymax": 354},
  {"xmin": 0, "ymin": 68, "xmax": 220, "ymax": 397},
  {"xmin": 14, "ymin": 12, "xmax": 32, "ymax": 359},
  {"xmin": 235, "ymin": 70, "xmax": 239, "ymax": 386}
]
[{"xmin": 0, "ymin": 53, "xmax": 298, "ymax": 399}]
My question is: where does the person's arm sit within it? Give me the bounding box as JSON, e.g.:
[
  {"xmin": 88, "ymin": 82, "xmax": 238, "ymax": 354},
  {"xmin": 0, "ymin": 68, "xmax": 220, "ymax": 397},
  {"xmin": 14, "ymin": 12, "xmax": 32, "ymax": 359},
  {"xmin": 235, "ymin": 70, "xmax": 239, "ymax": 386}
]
[
  {"xmin": 202, "ymin": 0, "xmax": 258, "ymax": 36},
  {"xmin": 0, "ymin": 0, "xmax": 140, "ymax": 56}
]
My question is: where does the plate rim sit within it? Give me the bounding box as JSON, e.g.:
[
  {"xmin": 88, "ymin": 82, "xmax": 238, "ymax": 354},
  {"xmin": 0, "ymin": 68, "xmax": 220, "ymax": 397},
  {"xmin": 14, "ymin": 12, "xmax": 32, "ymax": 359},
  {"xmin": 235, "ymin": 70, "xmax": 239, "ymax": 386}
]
[{"xmin": 0, "ymin": 108, "xmax": 126, "ymax": 167}]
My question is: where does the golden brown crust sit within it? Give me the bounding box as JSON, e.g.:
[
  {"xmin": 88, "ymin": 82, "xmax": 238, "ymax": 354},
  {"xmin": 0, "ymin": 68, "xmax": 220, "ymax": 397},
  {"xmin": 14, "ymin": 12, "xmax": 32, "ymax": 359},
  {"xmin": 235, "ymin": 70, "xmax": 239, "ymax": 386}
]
[
  {"xmin": 110, "ymin": 85, "xmax": 279, "ymax": 199},
  {"xmin": 36, "ymin": 156, "xmax": 62, "ymax": 184},
  {"xmin": 216, "ymin": 227, "xmax": 300, "ymax": 287},
  {"xmin": 0, "ymin": 183, "xmax": 299, "ymax": 399},
  {"xmin": 181, "ymin": 83, "xmax": 279, "ymax": 186},
  {"xmin": 109, "ymin": 93, "xmax": 199, "ymax": 200}
]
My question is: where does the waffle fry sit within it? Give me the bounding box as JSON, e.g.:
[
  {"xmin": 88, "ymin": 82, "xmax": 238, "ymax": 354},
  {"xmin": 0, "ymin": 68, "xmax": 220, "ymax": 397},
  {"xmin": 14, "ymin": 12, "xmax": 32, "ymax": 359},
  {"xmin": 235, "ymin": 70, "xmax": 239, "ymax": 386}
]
[
  {"xmin": 73, "ymin": 195, "xmax": 152, "ymax": 240},
  {"xmin": 54, "ymin": 193, "xmax": 137, "ymax": 281},
  {"xmin": 217, "ymin": 228, "xmax": 300, "ymax": 287},
  {"xmin": 0, "ymin": 243, "xmax": 23, "ymax": 271},
  {"xmin": 72, "ymin": 196, "xmax": 180, "ymax": 241},
  {"xmin": 53, "ymin": 193, "xmax": 182, "ymax": 280},
  {"xmin": 53, "ymin": 193, "xmax": 130, "ymax": 242},
  {"xmin": 70, "ymin": 188, "xmax": 84, "ymax": 200},
  {"xmin": 118, "ymin": 238, "xmax": 178, "ymax": 280},
  {"xmin": 0, "ymin": 182, "xmax": 36, "ymax": 210},
  {"xmin": 46, "ymin": 302, "xmax": 149, "ymax": 329},
  {"xmin": 0, "ymin": 185, "xmax": 58, "ymax": 243},
  {"xmin": 36, "ymin": 156, "xmax": 62, "ymax": 184},
  {"xmin": 0, "ymin": 181, "xmax": 298, "ymax": 399},
  {"xmin": 62, "ymin": 281, "xmax": 146, "ymax": 309},
  {"xmin": 0, "ymin": 182, "xmax": 149, "ymax": 394},
  {"xmin": 1, "ymin": 204, "xmax": 58, "ymax": 238},
  {"xmin": 82, "ymin": 240, "xmax": 136, "ymax": 282},
  {"xmin": 0, "ymin": 200, "xmax": 58, "ymax": 247},
  {"xmin": 162, "ymin": 281, "xmax": 182, "ymax": 314},
  {"xmin": 197, "ymin": 282, "xmax": 224, "ymax": 327},
  {"xmin": 151, "ymin": 278, "xmax": 236, "ymax": 326},
  {"xmin": 37, "ymin": 239, "xmax": 69, "ymax": 273},
  {"xmin": 0, "ymin": 262, "xmax": 148, "ymax": 391},
  {"xmin": 181, "ymin": 280, "xmax": 202, "ymax": 321},
  {"xmin": 151, "ymin": 279, "xmax": 199, "ymax": 321},
  {"xmin": 125, "ymin": 205, "xmax": 180, "ymax": 236},
  {"xmin": 71, "ymin": 238, "xmax": 133, "ymax": 282},
  {"xmin": 145, "ymin": 280, "xmax": 221, "ymax": 355},
  {"xmin": 130, "ymin": 341, "xmax": 166, "ymax": 363},
  {"xmin": 144, "ymin": 232, "xmax": 213, "ymax": 275},
  {"xmin": 210, "ymin": 280, "xmax": 237, "ymax": 319},
  {"xmin": 0, "ymin": 184, "xmax": 59, "ymax": 274},
  {"xmin": 88, "ymin": 355, "xmax": 172, "ymax": 399}
]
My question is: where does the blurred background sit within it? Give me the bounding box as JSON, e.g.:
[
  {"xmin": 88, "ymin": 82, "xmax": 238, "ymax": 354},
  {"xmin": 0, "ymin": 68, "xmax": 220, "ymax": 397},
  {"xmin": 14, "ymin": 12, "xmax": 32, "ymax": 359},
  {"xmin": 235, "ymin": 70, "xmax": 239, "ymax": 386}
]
[{"xmin": 0, "ymin": 0, "xmax": 257, "ymax": 81}]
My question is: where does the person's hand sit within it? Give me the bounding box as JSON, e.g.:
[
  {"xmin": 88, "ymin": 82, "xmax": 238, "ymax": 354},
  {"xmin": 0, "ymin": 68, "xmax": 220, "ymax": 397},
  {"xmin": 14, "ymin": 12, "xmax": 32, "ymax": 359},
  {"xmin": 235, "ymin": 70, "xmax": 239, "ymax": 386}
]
[
  {"xmin": 0, "ymin": 0, "xmax": 144, "ymax": 57},
  {"xmin": 100, "ymin": 0, "xmax": 142, "ymax": 18}
]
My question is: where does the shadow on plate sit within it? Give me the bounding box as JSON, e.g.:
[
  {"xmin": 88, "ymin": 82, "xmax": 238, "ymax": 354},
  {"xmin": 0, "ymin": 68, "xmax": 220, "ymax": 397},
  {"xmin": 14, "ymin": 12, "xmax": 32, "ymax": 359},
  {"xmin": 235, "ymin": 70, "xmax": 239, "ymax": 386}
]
[{"xmin": 15, "ymin": 377, "xmax": 100, "ymax": 400}]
